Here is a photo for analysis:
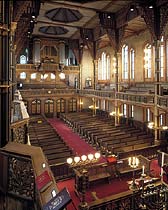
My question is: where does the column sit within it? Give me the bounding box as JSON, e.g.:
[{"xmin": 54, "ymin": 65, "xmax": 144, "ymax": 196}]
[
  {"xmin": 0, "ymin": 1, "xmax": 11, "ymax": 147},
  {"xmin": 93, "ymin": 59, "xmax": 97, "ymax": 90},
  {"xmin": 114, "ymin": 52, "xmax": 119, "ymax": 126},
  {"xmin": 154, "ymin": 39, "xmax": 160, "ymax": 144}
]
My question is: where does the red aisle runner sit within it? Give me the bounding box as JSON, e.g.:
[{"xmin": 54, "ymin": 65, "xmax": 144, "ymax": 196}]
[{"xmin": 48, "ymin": 118, "xmax": 106, "ymax": 163}]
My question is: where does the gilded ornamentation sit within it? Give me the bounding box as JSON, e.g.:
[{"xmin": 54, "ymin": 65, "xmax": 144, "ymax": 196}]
[
  {"xmin": 8, "ymin": 156, "xmax": 34, "ymax": 200},
  {"xmin": 13, "ymin": 126, "xmax": 26, "ymax": 144}
]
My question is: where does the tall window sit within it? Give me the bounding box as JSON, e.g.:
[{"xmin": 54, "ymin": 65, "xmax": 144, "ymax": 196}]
[
  {"xmin": 160, "ymin": 114, "xmax": 163, "ymax": 126},
  {"xmin": 123, "ymin": 104, "xmax": 127, "ymax": 116},
  {"xmin": 106, "ymin": 55, "xmax": 110, "ymax": 80},
  {"xmin": 98, "ymin": 52, "xmax": 110, "ymax": 80},
  {"xmin": 131, "ymin": 105, "xmax": 134, "ymax": 117},
  {"xmin": 41, "ymin": 74, "xmax": 48, "ymax": 80},
  {"xmin": 20, "ymin": 72, "xmax": 26, "ymax": 79},
  {"xmin": 144, "ymin": 44, "xmax": 152, "ymax": 78},
  {"xmin": 160, "ymin": 36, "xmax": 164, "ymax": 78},
  {"xmin": 147, "ymin": 108, "xmax": 150, "ymax": 122},
  {"xmin": 130, "ymin": 49, "xmax": 135, "ymax": 79},
  {"xmin": 102, "ymin": 52, "xmax": 106, "ymax": 80},
  {"xmin": 122, "ymin": 44, "xmax": 128, "ymax": 79},
  {"xmin": 31, "ymin": 73, "xmax": 37, "ymax": 79},
  {"xmin": 98, "ymin": 58, "xmax": 101, "ymax": 80},
  {"xmin": 69, "ymin": 98, "xmax": 77, "ymax": 112},
  {"xmin": 51, "ymin": 73, "xmax": 55, "ymax": 79},
  {"xmin": 20, "ymin": 55, "xmax": 27, "ymax": 64}
]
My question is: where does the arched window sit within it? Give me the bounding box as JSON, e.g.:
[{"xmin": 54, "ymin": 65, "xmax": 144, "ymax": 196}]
[
  {"xmin": 131, "ymin": 105, "xmax": 134, "ymax": 117},
  {"xmin": 102, "ymin": 52, "xmax": 106, "ymax": 80},
  {"xmin": 106, "ymin": 55, "xmax": 110, "ymax": 80},
  {"xmin": 41, "ymin": 74, "xmax": 48, "ymax": 80},
  {"xmin": 130, "ymin": 48, "xmax": 135, "ymax": 80},
  {"xmin": 160, "ymin": 114, "xmax": 163, "ymax": 126},
  {"xmin": 98, "ymin": 58, "xmax": 101, "ymax": 80},
  {"xmin": 45, "ymin": 99, "xmax": 54, "ymax": 114},
  {"xmin": 20, "ymin": 55, "xmax": 27, "ymax": 64},
  {"xmin": 146, "ymin": 108, "xmax": 150, "ymax": 122},
  {"xmin": 144, "ymin": 44, "xmax": 152, "ymax": 78},
  {"xmin": 57, "ymin": 98, "xmax": 65, "ymax": 114},
  {"xmin": 31, "ymin": 99, "xmax": 41, "ymax": 114},
  {"xmin": 31, "ymin": 73, "xmax": 37, "ymax": 79},
  {"xmin": 51, "ymin": 73, "xmax": 55, "ymax": 79},
  {"xmin": 68, "ymin": 98, "xmax": 77, "ymax": 112},
  {"xmin": 122, "ymin": 44, "xmax": 128, "ymax": 79},
  {"xmin": 98, "ymin": 52, "xmax": 110, "ymax": 80},
  {"xmin": 20, "ymin": 72, "xmax": 26, "ymax": 79},
  {"xmin": 123, "ymin": 104, "xmax": 127, "ymax": 116}
]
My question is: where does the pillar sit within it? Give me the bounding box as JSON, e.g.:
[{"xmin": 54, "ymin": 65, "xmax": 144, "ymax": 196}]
[
  {"xmin": 93, "ymin": 59, "xmax": 97, "ymax": 90},
  {"xmin": 154, "ymin": 39, "xmax": 161, "ymax": 144},
  {"xmin": 114, "ymin": 52, "xmax": 119, "ymax": 126},
  {"xmin": 0, "ymin": 0, "xmax": 11, "ymax": 147}
]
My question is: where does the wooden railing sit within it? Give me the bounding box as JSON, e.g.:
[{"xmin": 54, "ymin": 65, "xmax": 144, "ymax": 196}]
[
  {"xmin": 16, "ymin": 63, "xmax": 80, "ymax": 72},
  {"xmin": 20, "ymin": 88, "xmax": 77, "ymax": 97},
  {"xmin": 17, "ymin": 88, "xmax": 168, "ymax": 111},
  {"xmin": 79, "ymin": 89, "xmax": 168, "ymax": 109}
]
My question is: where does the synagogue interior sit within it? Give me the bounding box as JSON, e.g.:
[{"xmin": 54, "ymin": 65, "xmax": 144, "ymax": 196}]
[{"xmin": 1, "ymin": 0, "xmax": 168, "ymax": 210}]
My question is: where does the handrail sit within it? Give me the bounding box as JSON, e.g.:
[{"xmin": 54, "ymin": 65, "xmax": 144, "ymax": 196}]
[{"xmin": 18, "ymin": 88, "xmax": 168, "ymax": 110}]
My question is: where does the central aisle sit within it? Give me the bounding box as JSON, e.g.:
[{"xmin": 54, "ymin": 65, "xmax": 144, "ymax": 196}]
[{"xmin": 48, "ymin": 118, "xmax": 106, "ymax": 163}]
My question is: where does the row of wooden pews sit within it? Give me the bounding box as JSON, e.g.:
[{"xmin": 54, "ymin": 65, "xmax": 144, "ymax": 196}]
[
  {"xmin": 29, "ymin": 115, "xmax": 74, "ymax": 180},
  {"xmin": 60, "ymin": 112, "xmax": 154, "ymax": 157}
]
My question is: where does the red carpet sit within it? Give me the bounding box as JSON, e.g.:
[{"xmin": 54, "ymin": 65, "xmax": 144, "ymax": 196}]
[
  {"xmin": 48, "ymin": 118, "xmax": 161, "ymax": 210},
  {"xmin": 48, "ymin": 118, "xmax": 106, "ymax": 163},
  {"xmin": 150, "ymin": 159, "xmax": 161, "ymax": 177},
  {"xmin": 57, "ymin": 177, "xmax": 130, "ymax": 210}
]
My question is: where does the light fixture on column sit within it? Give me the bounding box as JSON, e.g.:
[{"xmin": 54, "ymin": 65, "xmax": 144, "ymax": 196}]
[
  {"xmin": 147, "ymin": 122, "xmax": 154, "ymax": 129},
  {"xmin": 79, "ymin": 99, "xmax": 83, "ymax": 112},
  {"xmin": 89, "ymin": 105, "xmax": 99, "ymax": 117}
]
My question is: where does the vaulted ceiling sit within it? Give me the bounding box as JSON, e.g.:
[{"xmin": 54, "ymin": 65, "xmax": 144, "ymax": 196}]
[{"xmin": 13, "ymin": 0, "xmax": 168, "ymax": 58}]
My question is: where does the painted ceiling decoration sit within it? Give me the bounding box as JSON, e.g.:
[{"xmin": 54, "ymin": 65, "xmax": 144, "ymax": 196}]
[
  {"xmin": 39, "ymin": 26, "xmax": 68, "ymax": 35},
  {"xmin": 45, "ymin": 8, "xmax": 83, "ymax": 23}
]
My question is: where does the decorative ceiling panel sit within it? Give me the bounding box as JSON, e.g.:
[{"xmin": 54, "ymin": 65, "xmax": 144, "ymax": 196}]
[
  {"xmin": 45, "ymin": 8, "xmax": 83, "ymax": 23},
  {"xmin": 39, "ymin": 26, "xmax": 68, "ymax": 35}
]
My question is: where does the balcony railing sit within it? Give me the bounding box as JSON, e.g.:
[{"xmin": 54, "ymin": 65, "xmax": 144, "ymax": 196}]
[
  {"xmin": 17, "ymin": 88, "xmax": 168, "ymax": 110},
  {"xmin": 20, "ymin": 88, "xmax": 77, "ymax": 97},
  {"xmin": 16, "ymin": 63, "xmax": 80, "ymax": 72}
]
